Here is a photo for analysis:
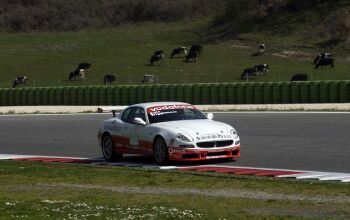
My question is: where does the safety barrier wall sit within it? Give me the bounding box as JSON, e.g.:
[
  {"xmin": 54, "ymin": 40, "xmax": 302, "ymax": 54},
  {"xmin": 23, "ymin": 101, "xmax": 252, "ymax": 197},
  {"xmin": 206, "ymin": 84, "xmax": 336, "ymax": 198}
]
[{"xmin": 0, "ymin": 81, "xmax": 349, "ymax": 106}]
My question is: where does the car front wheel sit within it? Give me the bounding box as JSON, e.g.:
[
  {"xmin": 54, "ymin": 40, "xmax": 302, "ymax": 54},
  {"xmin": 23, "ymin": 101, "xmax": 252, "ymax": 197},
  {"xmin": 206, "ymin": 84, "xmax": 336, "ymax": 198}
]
[
  {"xmin": 154, "ymin": 137, "xmax": 169, "ymax": 165},
  {"xmin": 102, "ymin": 134, "xmax": 123, "ymax": 162}
]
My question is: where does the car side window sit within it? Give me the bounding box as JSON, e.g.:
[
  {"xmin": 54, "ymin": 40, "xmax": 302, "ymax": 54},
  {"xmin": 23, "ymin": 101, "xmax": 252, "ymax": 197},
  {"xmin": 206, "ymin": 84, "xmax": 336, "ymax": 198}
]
[
  {"xmin": 121, "ymin": 108, "xmax": 132, "ymax": 123},
  {"xmin": 135, "ymin": 108, "xmax": 146, "ymax": 122},
  {"xmin": 128, "ymin": 107, "xmax": 146, "ymax": 124}
]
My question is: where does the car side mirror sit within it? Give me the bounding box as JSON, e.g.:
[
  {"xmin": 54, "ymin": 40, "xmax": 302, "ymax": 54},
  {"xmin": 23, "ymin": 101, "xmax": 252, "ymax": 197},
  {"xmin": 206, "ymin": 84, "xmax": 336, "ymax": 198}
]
[
  {"xmin": 206, "ymin": 113, "xmax": 214, "ymax": 120},
  {"xmin": 134, "ymin": 117, "xmax": 147, "ymax": 125}
]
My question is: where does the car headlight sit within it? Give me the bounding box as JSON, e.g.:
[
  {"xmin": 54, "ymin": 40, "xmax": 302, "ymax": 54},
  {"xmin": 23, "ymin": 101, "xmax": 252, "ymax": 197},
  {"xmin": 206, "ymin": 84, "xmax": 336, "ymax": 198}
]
[
  {"xmin": 230, "ymin": 128, "xmax": 238, "ymax": 139},
  {"xmin": 176, "ymin": 133, "xmax": 194, "ymax": 142}
]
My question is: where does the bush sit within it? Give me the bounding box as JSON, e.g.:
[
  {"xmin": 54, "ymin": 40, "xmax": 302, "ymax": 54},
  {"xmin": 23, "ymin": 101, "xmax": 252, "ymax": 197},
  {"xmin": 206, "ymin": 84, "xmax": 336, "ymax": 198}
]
[
  {"xmin": 323, "ymin": 9, "xmax": 350, "ymax": 43},
  {"xmin": 0, "ymin": 0, "xmax": 225, "ymax": 32}
]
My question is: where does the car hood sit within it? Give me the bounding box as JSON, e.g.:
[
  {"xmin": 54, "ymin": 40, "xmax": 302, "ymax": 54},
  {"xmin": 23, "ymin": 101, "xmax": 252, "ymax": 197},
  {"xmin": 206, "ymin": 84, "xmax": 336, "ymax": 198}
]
[{"xmin": 156, "ymin": 119, "xmax": 233, "ymax": 140}]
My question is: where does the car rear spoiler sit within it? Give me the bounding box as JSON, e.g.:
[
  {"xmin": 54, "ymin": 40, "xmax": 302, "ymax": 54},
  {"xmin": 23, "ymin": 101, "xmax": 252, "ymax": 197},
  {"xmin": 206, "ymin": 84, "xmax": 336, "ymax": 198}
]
[{"xmin": 97, "ymin": 106, "xmax": 126, "ymax": 117}]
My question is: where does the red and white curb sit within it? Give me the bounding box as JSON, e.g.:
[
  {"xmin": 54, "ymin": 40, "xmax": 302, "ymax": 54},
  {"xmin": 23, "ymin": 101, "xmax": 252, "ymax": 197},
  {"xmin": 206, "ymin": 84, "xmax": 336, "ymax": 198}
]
[
  {"xmin": 1, "ymin": 154, "xmax": 349, "ymax": 183},
  {"xmin": 163, "ymin": 165, "xmax": 350, "ymax": 183}
]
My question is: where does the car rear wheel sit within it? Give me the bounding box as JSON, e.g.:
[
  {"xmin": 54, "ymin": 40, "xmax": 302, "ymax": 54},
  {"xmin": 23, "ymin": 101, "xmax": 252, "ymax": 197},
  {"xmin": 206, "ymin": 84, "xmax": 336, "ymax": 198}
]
[
  {"xmin": 102, "ymin": 134, "xmax": 123, "ymax": 162},
  {"xmin": 154, "ymin": 137, "xmax": 169, "ymax": 165}
]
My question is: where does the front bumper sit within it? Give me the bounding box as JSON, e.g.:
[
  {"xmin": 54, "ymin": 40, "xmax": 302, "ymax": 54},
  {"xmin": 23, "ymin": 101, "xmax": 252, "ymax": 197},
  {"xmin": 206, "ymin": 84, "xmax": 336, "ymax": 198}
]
[{"xmin": 168, "ymin": 145, "xmax": 240, "ymax": 161}]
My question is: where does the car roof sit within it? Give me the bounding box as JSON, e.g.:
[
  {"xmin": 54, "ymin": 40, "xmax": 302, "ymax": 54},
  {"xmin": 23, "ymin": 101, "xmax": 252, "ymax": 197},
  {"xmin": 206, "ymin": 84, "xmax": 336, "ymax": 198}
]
[{"xmin": 129, "ymin": 102, "xmax": 191, "ymax": 109}]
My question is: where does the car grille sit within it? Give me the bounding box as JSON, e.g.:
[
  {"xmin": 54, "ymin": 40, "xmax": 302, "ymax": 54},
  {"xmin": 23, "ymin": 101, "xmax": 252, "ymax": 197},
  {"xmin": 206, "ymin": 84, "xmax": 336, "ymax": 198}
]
[{"xmin": 196, "ymin": 140, "xmax": 233, "ymax": 148}]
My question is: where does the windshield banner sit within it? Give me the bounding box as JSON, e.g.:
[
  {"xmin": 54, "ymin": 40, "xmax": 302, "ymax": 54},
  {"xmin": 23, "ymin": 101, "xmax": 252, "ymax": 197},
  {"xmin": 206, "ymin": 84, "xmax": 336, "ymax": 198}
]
[{"xmin": 147, "ymin": 105, "xmax": 195, "ymax": 113}]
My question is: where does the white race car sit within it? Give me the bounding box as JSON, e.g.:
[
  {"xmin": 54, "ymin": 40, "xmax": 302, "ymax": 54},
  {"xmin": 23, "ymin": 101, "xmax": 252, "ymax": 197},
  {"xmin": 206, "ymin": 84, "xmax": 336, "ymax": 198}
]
[{"xmin": 98, "ymin": 102, "xmax": 240, "ymax": 164}]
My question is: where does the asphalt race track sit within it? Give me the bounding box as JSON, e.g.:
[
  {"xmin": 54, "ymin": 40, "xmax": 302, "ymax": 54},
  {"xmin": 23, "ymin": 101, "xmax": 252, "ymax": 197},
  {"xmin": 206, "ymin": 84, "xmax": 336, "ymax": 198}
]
[{"xmin": 0, "ymin": 112, "xmax": 349, "ymax": 173}]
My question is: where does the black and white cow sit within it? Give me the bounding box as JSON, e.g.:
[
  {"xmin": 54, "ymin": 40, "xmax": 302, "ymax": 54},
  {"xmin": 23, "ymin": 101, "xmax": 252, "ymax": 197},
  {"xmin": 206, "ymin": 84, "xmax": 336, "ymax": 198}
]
[
  {"xmin": 68, "ymin": 62, "xmax": 91, "ymax": 81},
  {"xmin": 104, "ymin": 74, "xmax": 116, "ymax": 85},
  {"xmin": 240, "ymin": 68, "xmax": 258, "ymax": 80},
  {"xmin": 171, "ymin": 47, "xmax": 187, "ymax": 58},
  {"xmin": 315, "ymin": 57, "xmax": 334, "ymax": 69},
  {"xmin": 69, "ymin": 69, "xmax": 86, "ymax": 81},
  {"xmin": 185, "ymin": 49, "xmax": 199, "ymax": 63},
  {"xmin": 141, "ymin": 74, "xmax": 154, "ymax": 84},
  {"xmin": 254, "ymin": 64, "xmax": 269, "ymax": 75},
  {"xmin": 291, "ymin": 74, "xmax": 308, "ymax": 81},
  {"xmin": 258, "ymin": 43, "xmax": 265, "ymax": 54},
  {"xmin": 12, "ymin": 76, "xmax": 28, "ymax": 88},
  {"xmin": 77, "ymin": 62, "xmax": 91, "ymax": 70},
  {"xmin": 150, "ymin": 50, "xmax": 164, "ymax": 65},
  {"xmin": 189, "ymin": 44, "xmax": 202, "ymax": 56},
  {"xmin": 313, "ymin": 53, "xmax": 332, "ymax": 65},
  {"xmin": 154, "ymin": 50, "xmax": 164, "ymax": 57}
]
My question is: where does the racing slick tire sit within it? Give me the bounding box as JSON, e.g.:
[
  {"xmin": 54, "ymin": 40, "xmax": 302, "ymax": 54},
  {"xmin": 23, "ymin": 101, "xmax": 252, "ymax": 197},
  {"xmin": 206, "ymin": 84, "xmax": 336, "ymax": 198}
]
[
  {"xmin": 153, "ymin": 137, "xmax": 169, "ymax": 165},
  {"xmin": 101, "ymin": 134, "xmax": 123, "ymax": 162}
]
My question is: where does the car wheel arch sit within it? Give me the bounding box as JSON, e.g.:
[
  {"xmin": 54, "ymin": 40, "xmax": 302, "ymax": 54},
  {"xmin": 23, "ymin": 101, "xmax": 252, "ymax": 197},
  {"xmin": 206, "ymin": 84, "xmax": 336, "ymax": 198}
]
[
  {"xmin": 153, "ymin": 135, "xmax": 165, "ymax": 148},
  {"xmin": 101, "ymin": 132, "xmax": 112, "ymax": 145},
  {"xmin": 152, "ymin": 135, "xmax": 169, "ymax": 165}
]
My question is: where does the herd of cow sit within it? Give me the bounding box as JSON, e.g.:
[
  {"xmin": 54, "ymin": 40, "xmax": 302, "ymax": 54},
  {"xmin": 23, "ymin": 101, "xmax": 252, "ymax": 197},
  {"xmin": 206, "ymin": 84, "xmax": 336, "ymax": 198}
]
[
  {"xmin": 149, "ymin": 44, "xmax": 203, "ymax": 66},
  {"xmin": 10, "ymin": 44, "xmax": 335, "ymax": 88},
  {"xmin": 241, "ymin": 50, "xmax": 334, "ymax": 81}
]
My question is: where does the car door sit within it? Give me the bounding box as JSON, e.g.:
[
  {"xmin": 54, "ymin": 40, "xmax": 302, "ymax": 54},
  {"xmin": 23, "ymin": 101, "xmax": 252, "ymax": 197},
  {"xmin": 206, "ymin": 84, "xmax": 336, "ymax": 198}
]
[
  {"xmin": 127, "ymin": 107, "xmax": 146, "ymax": 145},
  {"xmin": 117, "ymin": 107, "xmax": 134, "ymax": 150}
]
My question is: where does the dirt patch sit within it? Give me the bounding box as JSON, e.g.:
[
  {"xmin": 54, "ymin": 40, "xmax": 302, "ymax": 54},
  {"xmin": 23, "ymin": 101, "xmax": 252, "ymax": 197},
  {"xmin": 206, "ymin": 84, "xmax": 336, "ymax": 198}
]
[
  {"xmin": 272, "ymin": 50, "xmax": 311, "ymax": 59},
  {"xmin": 230, "ymin": 43, "xmax": 253, "ymax": 49}
]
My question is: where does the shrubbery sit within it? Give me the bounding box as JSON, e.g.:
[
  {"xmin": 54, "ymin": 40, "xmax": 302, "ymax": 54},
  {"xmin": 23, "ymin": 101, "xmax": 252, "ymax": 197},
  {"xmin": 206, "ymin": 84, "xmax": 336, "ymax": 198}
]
[
  {"xmin": 0, "ymin": 0, "xmax": 225, "ymax": 31},
  {"xmin": 218, "ymin": 0, "xmax": 350, "ymax": 45}
]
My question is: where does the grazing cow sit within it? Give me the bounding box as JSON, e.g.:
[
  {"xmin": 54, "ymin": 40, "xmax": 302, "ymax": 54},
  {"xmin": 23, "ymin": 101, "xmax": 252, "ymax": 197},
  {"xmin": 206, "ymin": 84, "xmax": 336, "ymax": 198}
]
[
  {"xmin": 241, "ymin": 68, "xmax": 258, "ymax": 80},
  {"xmin": 315, "ymin": 57, "xmax": 334, "ymax": 69},
  {"xmin": 68, "ymin": 62, "xmax": 91, "ymax": 81},
  {"xmin": 154, "ymin": 50, "xmax": 164, "ymax": 57},
  {"xmin": 171, "ymin": 47, "xmax": 187, "ymax": 58},
  {"xmin": 254, "ymin": 64, "xmax": 269, "ymax": 75},
  {"xmin": 12, "ymin": 76, "xmax": 28, "ymax": 88},
  {"xmin": 77, "ymin": 62, "xmax": 91, "ymax": 70},
  {"xmin": 313, "ymin": 53, "xmax": 332, "ymax": 65},
  {"xmin": 69, "ymin": 69, "xmax": 86, "ymax": 81},
  {"xmin": 189, "ymin": 44, "xmax": 202, "ymax": 56},
  {"xmin": 141, "ymin": 74, "xmax": 154, "ymax": 84},
  {"xmin": 258, "ymin": 43, "xmax": 265, "ymax": 54},
  {"xmin": 185, "ymin": 49, "xmax": 199, "ymax": 63},
  {"xmin": 149, "ymin": 50, "xmax": 164, "ymax": 65},
  {"xmin": 291, "ymin": 74, "xmax": 308, "ymax": 81},
  {"xmin": 104, "ymin": 74, "xmax": 116, "ymax": 85},
  {"xmin": 150, "ymin": 54, "xmax": 163, "ymax": 65}
]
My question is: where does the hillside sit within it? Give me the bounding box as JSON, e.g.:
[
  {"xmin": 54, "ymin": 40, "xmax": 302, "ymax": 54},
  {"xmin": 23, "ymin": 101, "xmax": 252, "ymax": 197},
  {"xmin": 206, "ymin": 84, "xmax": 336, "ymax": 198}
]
[
  {"xmin": 0, "ymin": 18, "xmax": 349, "ymax": 89},
  {"xmin": 212, "ymin": 0, "xmax": 350, "ymax": 53},
  {"xmin": 0, "ymin": 0, "xmax": 225, "ymax": 32},
  {"xmin": 0, "ymin": 0, "xmax": 349, "ymax": 89}
]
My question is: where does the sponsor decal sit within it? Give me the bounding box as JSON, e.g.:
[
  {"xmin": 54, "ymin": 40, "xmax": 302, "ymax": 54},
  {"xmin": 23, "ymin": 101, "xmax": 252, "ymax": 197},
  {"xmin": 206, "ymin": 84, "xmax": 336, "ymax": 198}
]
[
  {"xmin": 147, "ymin": 105, "xmax": 194, "ymax": 113},
  {"xmin": 196, "ymin": 134, "xmax": 232, "ymax": 141},
  {"xmin": 149, "ymin": 111, "xmax": 177, "ymax": 117}
]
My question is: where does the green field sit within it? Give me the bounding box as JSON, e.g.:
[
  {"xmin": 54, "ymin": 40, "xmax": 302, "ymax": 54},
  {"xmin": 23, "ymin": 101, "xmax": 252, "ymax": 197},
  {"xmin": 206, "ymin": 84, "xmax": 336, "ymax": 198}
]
[
  {"xmin": 0, "ymin": 18, "xmax": 349, "ymax": 89},
  {"xmin": 0, "ymin": 160, "xmax": 349, "ymax": 219}
]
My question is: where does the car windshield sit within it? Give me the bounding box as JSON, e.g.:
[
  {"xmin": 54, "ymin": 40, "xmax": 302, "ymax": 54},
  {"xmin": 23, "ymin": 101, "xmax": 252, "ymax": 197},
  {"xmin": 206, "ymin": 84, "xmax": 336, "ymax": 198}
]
[{"xmin": 147, "ymin": 104, "xmax": 207, "ymax": 123}]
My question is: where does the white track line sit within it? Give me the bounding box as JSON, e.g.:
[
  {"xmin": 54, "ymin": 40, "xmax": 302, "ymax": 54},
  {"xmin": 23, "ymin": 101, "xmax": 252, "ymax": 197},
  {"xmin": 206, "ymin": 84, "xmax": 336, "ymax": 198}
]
[{"xmin": 0, "ymin": 154, "xmax": 89, "ymax": 160}]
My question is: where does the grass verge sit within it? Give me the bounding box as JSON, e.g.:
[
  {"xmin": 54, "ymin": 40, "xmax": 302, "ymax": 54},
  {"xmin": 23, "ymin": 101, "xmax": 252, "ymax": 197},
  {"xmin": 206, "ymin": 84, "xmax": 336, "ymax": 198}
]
[{"xmin": 0, "ymin": 160, "xmax": 349, "ymax": 219}]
